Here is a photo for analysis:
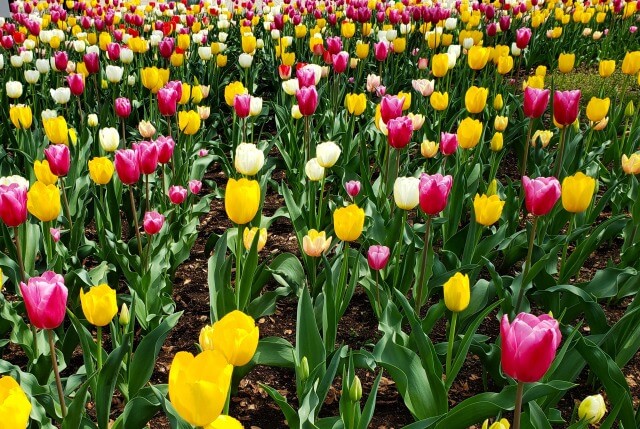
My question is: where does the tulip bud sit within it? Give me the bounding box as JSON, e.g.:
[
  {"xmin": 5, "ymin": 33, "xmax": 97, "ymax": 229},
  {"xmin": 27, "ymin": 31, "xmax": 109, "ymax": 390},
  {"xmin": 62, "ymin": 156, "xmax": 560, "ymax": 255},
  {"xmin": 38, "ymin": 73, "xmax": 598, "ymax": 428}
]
[
  {"xmin": 443, "ymin": 272, "xmax": 470, "ymax": 312},
  {"xmin": 119, "ymin": 303, "xmax": 130, "ymax": 325},
  {"xmin": 345, "ymin": 180, "xmax": 361, "ymax": 198},
  {"xmin": 348, "ymin": 376, "xmax": 362, "ymax": 402},
  {"xmin": 493, "ymin": 94, "xmax": 503, "ymax": 111},
  {"xmin": 243, "ymin": 227, "xmax": 268, "ymax": 251},
  {"xmin": 305, "ymin": 158, "xmax": 325, "ymax": 181},
  {"xmin": 490, "ymin": 133, "xmax": 504, "ymax": 152},
  {"xmin": 625, "ymin": 100, "xmax": 635, "ymax": 117},
  {"xmin": 578, "ymin": 394, "xmax": 606, "ymax": 424},
  {"xmin": 87, "ymin": 114, "xmax": 99, "ymax": 127},
  {"xmin": 299, "ymin": 356, "xmax": 310, "ymax": 382},
  {"xmin": 487, "ymin": 179, "xmax": 498, "ymax": 196}
]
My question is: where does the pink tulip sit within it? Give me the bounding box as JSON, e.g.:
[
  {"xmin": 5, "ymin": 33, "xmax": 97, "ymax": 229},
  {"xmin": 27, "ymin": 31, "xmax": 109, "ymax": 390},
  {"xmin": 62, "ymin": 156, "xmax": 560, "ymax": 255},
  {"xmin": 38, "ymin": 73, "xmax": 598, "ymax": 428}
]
[
  {"xmin": 332, "ymin": 51, "xmax": 349, "ymax": 74},
  {"xmin": 114, "ymin": 149, "xmax": 141, "ymax": 185},
  {"xmin": 107, "ymin": 43, "xmax": 121, "ymax": 61},
  {"xmin": 50, "ymin": 227, "xmax": 61, "ymax": 243},
  {"xmin": 234, "ymin": 94, "xmax": 252, "ymax": 118},
  {"xmin": 155, "ymin": 136, "xmax": 175, "ymax": 164},
  {"xmin": 419, "ymin": 173, "xmax": 453, "ymax": 215},
  {"xmin": 500, "ymin": 313, "xmax": 561, "ymax": 382},
  {"xmin": 417, "ymin": 57, "xmax": 428, "ymax": 70},
  {"xmin": 198, "ymin": 149, "xmax": 209, "ymax": 157},
  {"xmin": 387, "ymin": 116, "xmax": 413, "ymax": 149},
  {"xmin": 296, "ymin": 67, "xmax": 316, "ymax": 88},
  {"xmin": 296, "ymin": 86, "xmax": 319, "ymax": 116},
  {"xmin": 380, "ymin": 95, "xmax": 405, "ymax": 123},
  {"xmin": 515, "ymin": 28, "xmax": 532, "ymax": 49},
  {"xmin": 189, "ymin": 179, "xmax": 202, "ymax": 194},
  {"xmin": 159, "ymin": 37, "xmax": 175, "ymax": 59},
  {"xmin": 143, "ymin": 211, "xmax": 165, "ymax": 234},
  {"xmin": 522, "ymin": 176, "xmax": 561, "ymax": 216},
  {"xmin": 440, "ymin": 132, "xmax": 458, "ymax": 156},
  {"xmin": 168, "ymin": 185, "xmax": 187, "ymax": 204},
  {"xmin": 165, "ymin": 81, "xmax": 183, "ymax": 102},
  {"xmin": 366, "ymin": 74, "xmax": 381, "ymax": 93},
  {"xmin": 374, "ymin": 41, "xmax": 389, "ymax": 61},
  {"xmin": 158, "ymin": 87, "xmax": 179, "ymax": 116},
  {"xmin": 115, "ymin": 97, "xmax": 132, "ymax": 118},
  {"xmin": 523, "ymin": 87, "xmax": 550, "ymax": 119},
  {"xmin": 44, "ymin": 144, "xmax": 70, "ymax": 177},
  {"xmin": 83, "ymin": 52, "xmax": 99, "ymax": 74},
  {"xmin": 67, "ymin": 74, "xmax": 85, "ymax": 96},
  {"xmin": 326, "ymin": 36, "xmax": 342, "ymax": 54},
  {"xmin": 54, "ymin": 51, "xmax": 68, "ymax": 72},
  {"xmin": 134, "ymin": 141, "xmax": 159, "ymax": 175},
  {"xmin": 553, "ymin": 90, "xmax": 581, "ymax": 126},
  {"xmin": 0, "ymin": 184, "xmax": 28, "ymax": 227},
  {"xmin": 20, "ymin": 271, "xmax": 68, "ymax": 330},
  {"xmin": 367, "ymin": 245, "xmax": 390, "ymax": 270},
  {"xmin": 499, "ymin": 15, "xmax": 511, "ymax": 31},
  {"xmin": 345, "ymin": 180, "xmax": 361, "ymax": 198}
]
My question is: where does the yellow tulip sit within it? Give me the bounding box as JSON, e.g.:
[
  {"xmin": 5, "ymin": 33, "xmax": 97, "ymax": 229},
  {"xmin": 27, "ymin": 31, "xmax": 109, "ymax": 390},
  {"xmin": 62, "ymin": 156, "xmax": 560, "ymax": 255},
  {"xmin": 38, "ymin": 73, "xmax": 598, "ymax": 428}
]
[
  {"xmin": 34, "ymin": 160, "xmax": 58, "ymax": 186},
  {"xmin": 302, "ymin": 229, "xmax": 332, "ymax": 257},
  {"xmin": 621, "ymin": 51, "xmax": 640, "ymax": 75},
  {"xmin": 333, "ymin": 204, "xmax": 365, "ymax": 242},
  {"xmin": 497, "ymin": 55, "xmax": 514, "ymax": 75},
  {"xmin": 179, "ymin": 83, "xmax": 192, "ymax": 105},
  {"xmin": 421, "ymin": 140, "xmax": 439, "ymax": 158},
  {"xmin": 599, "ymin": 60, "xmax": 615, "ymax": 77},
  {"xmin": 398, "ymin": 91, "xmax": 412, "ymax": 110},
  {"xmin": 345, "ymin": 93, "xmax": 366, "ymax": 115},
  {"xmin": 457, "ymin": 117, "xmax": 483, "ymax": 149},
  {"xmin": 474, "ymin": 194, "xmax": 505, "ymax": 226},
  {"xmin": 9, "ymin": 104, "xmax": 33, "ymax": 129},
  {"xmin": 562, "ymin": 172, "xmax": 596, "ymax": 213},
  {"xmin": 224, "ymin": 81, "xmax": 247, "ymax": 106},
  {"xmin": 199, "ymin": 310, "xmax": 259, "ymax": 366},
  {"xmin": 622, "ymin": 153, "xmax": 640, "ymax": 175},
  {"xmin": 169, "ymin": 350, "xmax": 233, "ymax": 427},
  {"xmin": 43, "ymin": 116, "xmax": 69, "ymax": 145},
  {"xmin": 356, "ymin": 42, "xmax": 369, "ymax": 59},
  {"xmin": 99, "ymin": 32, "xmax": 112, "ymax": 51},
  {"xmin": 468, "ymin": 46, "xmax": 491, "ymax": 70},
  {"xmin": 178, "ymin": 110, "xmax": 201, "ymax": 135},
  {"xmin": 558, "ymin": 53, "xmax": 575, "ymax": 73},
  {"xmin": 392, "ymin": 37, "xmax": 406, "ymax": 53},
  {"xmin": 443, "ymin": 272, "xmax": 470, "ymax": 312},
  {"xmin": 241, "ymin": 35, "xmax": 257, "ymax": 53},
  {"xmin": 206, "ymin": 415, "xmax": 244, "ymax": 429},
  {"xmin": 535, "ymin": 65, "xmax": 547, "ymax": 77},
  {"xmin": 578, "ymin": 394, "xmax": 606, "ymax": 424},
  {"xmin": 225, "ymin": 178, "xmax": 260, "ymax": 225},
  {"xmin": 177, "ymin": 34, "xmax": 190, "ymax": 50},
  {"xmin": 523, "ymin": 75, "xmax": 545, "ymax": 90},
  {"xmin": 482, "ymin": 418, "xmax": 510, "ymax": 429},
  {"xmin": 494, "ymin": 116, "xmax": 508, "ymax": 132},
  {"xmin": 586, "ymin": 97, "xmax": 610, "ymax": 123},
  {"xmin": 431, "ymin": 53, "xmax": 450, "ymax": 78},
  {"xmin": 243, "ymin": 227, "xmax": 268, "ymax": 251},
  {"xmin": 141, "ymin": 67, "xmax": 161, "ymax": 92},
  {"xmin": 430, "ymin": 91, "xmax": 449, "ymax": 111},
  {"xmin": 464, "ymin": 86, "xmax": 488, "ymax": 114},
  {"xmin": 490, "ymin": 132, "xmax": 503, "ymax": 152},
  {"xmin": 191, "ymin": 85, "xmax": 203, "ymax": 104},
  {"xmin": 27, "ymin": 181, "xmax": 60, "ymax": 222},
  {"xmin": 217, "ymin": 54, "xmax": 228, "ymax": 67},
  {"xmin": 281, "ymin": 52, "xmax": 295, "ymax": 66},
  {"xmin": 0, "ymin": 376, "xmax": 31, "ymax": 429},
  {"xmin": 170, "ymin": 53, "xmax": 184, "ymax": 67},
  {"xmin": 493, "ymin": 94, "xmax": 504, "ymax": 111},
  {"xmin": 88, "ymin": 157, "xmax": 115, "ymax": 185},
  {"xmin": 295, "ymin": 24, "xmax": 307, "ymax": 38},
  {"xmin": 80, "ymin": 284, "xmax": 118, "ymax": 327},
  {"xmin": 341, "ymin": 21, "xmax": 356, "ymax": 38}
]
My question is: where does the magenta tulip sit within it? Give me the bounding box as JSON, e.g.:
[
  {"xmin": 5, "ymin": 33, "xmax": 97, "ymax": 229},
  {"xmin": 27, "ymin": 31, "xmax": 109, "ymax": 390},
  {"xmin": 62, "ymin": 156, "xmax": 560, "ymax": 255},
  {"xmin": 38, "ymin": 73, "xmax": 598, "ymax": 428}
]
[
  {"xmin": 387, "ymin": 116, "xmax": 413, "ymax": 149},
  {"xmin": 419, "ymin": 173, "xmax": 453, "ymax": 215},
  {"xmin": 20, "ymin": 271, "xmax": 68, "ymax": 330},
  {"xmin": 374, "ymin": 41, "xmax": 389, "ymax": 61},
  {"xmin": 83, "ymin": 52, "xmax": 99, "ymax": 74},
  {"xmin": 107, "ymin": 43, "xmax": 121, "ymax": 61},
  {"xmin": 50, "ymin": 227, "xmax": 61, "ymax": 242},
  {"xmin": 522, "ymin": 176, "xmax": 561, "ymax": 216},
  {"xmin": 53, "ymin": 51, "xmax": 68, "ymax": 71},
  {"xmin": 326, "ymin": 36, "xmax": 342, "ymax": 54},
  {"xmin": 440, "ymin": 132, "xmax": 458, "ymax": 156},
  {"xmin": 380, "ymin": 95, "xmax": 404, "ymax": 124},
  {"xmin": 296, "ymin": 67, "xmax": 316, "ymax": 88},
  {"xmin": 296, "ymin": 86, "xmax": 319, "ymax": 116},
  {"xmin": 0, "ymin": 184, "xmax": 28, "ymax": 227},
  {"xmin": 553, "ymin": 90, "xmax": 581, "ymax": 126},
  {"xmin": 515, "ymin": 28, "xmax": 532, "ymax": 49},
  {"xmin": 157, "ymin": 88, "xmax": 179, "ymax": 116},
  {"xmin": 367, "ymin": 245, "xmax": 390, "ymax": 270},
  {"xmin": 134, "ymin": 141, "xmax": 159, "ymax": 175},
  {"xmin": 114, "ymin": 149, "xmax": 141, "ymax": 185},
  {"xmin": 66, "ymin": 74, "xmax": 85, "ymax": 96},
  {"xmin": 499, "ymin": 15, "xmax": 511, "ymax": 31},
  {"xmin": 500, "ymin": 313, "xmax": 561, "ymax": 382},
  {"xmin": 44, "ymin": 144, "xmax": 70, "ymax": 177},
  {"xmin": 155, "ymin": 136, "xmax": 175, "ymax": 164},
  {"xmin": 188, "ymin": 179, "xmax": 202, "ymax": 195},
  {"xmin": 168, "ymin": 185, "xmax": 187, "ymax": 204},
  {"xmin": 164, "ymin": 81, "xmax": 183, "ymax": 103},
  {"xmin": 159, "ymin": 37, "xmax": 175, "ymax": 59},
  {"xmin": 523, "ymin": 87, "xmax": 550, "ymax": 119},
  {"xmin": 115, "ymin": 97, "xmax": 132, "ymax": 119},
  {"xmin": 234, "ymin": 94, "xmax": 251, "ymax": 118},
  {"xmin": 332, "ymin": 51, "xmax": 349, "ymax": 74},
  {"xmin": 345, "ymin": 180, "xmax": 361, "ymax": 197},
  {"xmin": 143, "ymin": 211, "xmax": 165, "ymax": 234}
]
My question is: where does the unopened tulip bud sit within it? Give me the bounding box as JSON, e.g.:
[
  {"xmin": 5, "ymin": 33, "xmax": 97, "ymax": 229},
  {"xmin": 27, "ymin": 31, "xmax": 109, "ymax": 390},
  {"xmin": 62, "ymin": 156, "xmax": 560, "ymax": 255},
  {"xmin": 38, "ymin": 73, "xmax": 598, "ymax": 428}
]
[
  {"xmin": 487, "ymin": 179, "xmax": 498, "ymax": 196},
  {"xmin": 625, "ymin": 101, "xmax": 635, "ymax": 117},
  {"xmin": 119, "ymin": 303, "xmax": 130, "ymax": 325},
  {"xmin": 578, "ymin": 394, "xmax": 606, "ymax": 424},
  {"xmin": 345, "ymin": 180, "xmax": 361, "ymax": 198},
  {"xmin": 87, "ymin": 114, "xmax": 99, "ymax": 127},
  {"xmin": 493, "ymin": 94, "xmax": 503, "ymax": 111},
  {"xmin": 490, "ymin": 133, "xmax": 504, "ymax": 151},
  {"xmin": 138, "ymin": 120, "xmax": 156, "ymax": 138},
  {"xmin": 50, "ymin": 228, "xmax": 61, "ymax": 243},
  {"xmin": 348, "ymin": 376, "xmax": 362, "ymax": 402},
  {"xmin": 299, "ymin": 356, "xmax": 310, "ymax": 382}
]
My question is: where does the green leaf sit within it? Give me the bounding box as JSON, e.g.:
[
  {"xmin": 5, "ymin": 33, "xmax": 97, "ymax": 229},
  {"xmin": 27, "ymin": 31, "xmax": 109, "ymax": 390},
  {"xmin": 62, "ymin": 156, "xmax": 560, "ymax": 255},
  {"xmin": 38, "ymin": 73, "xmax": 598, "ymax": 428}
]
[
  {"xmin": 261, "ymin": 383, "xmax": 301, "ymax": 427},
  {"xmin": 97, "ymin": 333, "xmax": 131, "ymax": 429},
  {"xmin": 62, "ymin": 374, "xmax": 96, "ymax": 429},
  {"xmin": 297, "ymin": 287, "xmax": 326, "ymax": 376}
]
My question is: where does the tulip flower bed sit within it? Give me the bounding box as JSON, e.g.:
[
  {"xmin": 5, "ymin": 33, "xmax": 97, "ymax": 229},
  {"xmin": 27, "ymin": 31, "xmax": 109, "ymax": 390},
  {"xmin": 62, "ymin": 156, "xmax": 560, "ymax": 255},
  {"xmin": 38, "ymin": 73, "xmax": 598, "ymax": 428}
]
[{"xmin": 3, "ymin": 0, "xmax": 640, "ymax": 428}]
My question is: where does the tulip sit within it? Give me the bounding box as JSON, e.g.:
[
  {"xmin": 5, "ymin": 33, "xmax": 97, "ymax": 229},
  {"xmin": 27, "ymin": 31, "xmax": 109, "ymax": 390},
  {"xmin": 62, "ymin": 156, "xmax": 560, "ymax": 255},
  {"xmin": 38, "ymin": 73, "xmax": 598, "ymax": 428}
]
[
  {"xmin": 224, "ymin": 81, "xmax": 248, "ymax": 106},
  {"xmin": 374, "ymin": 41, "xmax": 389, "ymax": 61},
  {"xmin": 562, "ymin": 172, "xmax": 595, "ymax": 213},
  {"xmin": 80, "ymin": 284, "xmax": 118, "ymax": 327},
  {"xmin": 188, "ymin": 180, "xmax": 202, "ymax": 195},
  {"xmin": 249, "ymin": 97, "xmax": 263, "ymax": 117},
  {"xmin": 387, "ymin": 116, "xmax": 413, "ymax": 149},
  {"xmin": 234, "ymin": 93, "xmax": 251, "ymax": 118},
  {"xmin": 474, "ymin": 194, "xmax": 505, "ymax": 226},
  {"xmin": 468, "ymin": 46, "xmax": 491, "ymax": 70},
  {"xmin": 522, "ymin": 176, "xmax": 561, "ymax": 216},
  {"xmin": 578, "ymin": 394, "xmax": 606, "ymax": 424},
  {"xmin": 482, "ymin": 419, "xmax": 510, "ymax": 429},
  {"xmin": 114, "ymin": 149, "xmax": 141, "ymax": 185},
  {"xmin": 155, "ymin": 136, "xmax": 175, "ymax": 164},
  {"xmin": 367, "ymin": 245, "xmax": 390, "ymax": 270},
  {"xmin": 465, "ymin": 86, "xmax": 488, "ymax": 114},
  {"xmin": 494, "ymin": 116, "xmax": 508, "ymax": 132},
  {"xmin": 494, "ymin": 94, "xmax": 504, "ymax": 111},
  {"xmin": 135, "ymin": 141, "xmax": 159, "ymax": 175},
  {"xmin": 207, "ymin": 416, "xmax": 244, "ymax": 429},
  {"xmin": 421, "ymin": 140, "xmax": 439, "ymax": 158},
  {"xmin": 394, "ymin": 177, "xmax": 420, "ymax": 210},
  {"xmin": 296, "ymin": 86, "xmax": 319, "ymax": 116},
  {"xmin": 34, "ymin": 160, "xmax": 58, "ymax": 186},
  {"xmin": 523, "ymin": 87, "xmax": 550, "ymax": 118},
  {"xmin": 27, "ymin": 182, "xmax": 60, "ymax": 222},
  {"xmin": 430, "ymin": 91, "xmax": 449, "ymax": 111},
  {"xmin": 234, "ymin": 143, "xmax": 265, "ymax": 176},
  {"xmin": 443, "ymin": 272, "xmax": 470, "ymax": 313},
  {"xmin": 199, "ymin": 310, "xmax": 259, "ymax": 366},
  {"xmin": 6, "ymin": 81, "xmax": 23, "ymax": 99},
  {"xmin": 88, "ymin": 157, "xmax": 114, "ymax": 185},
  {"xmin": 168, "ymin": 186, "xmax": 188, "ymax": 204},
  {"xmin": 20, "ymin": 271, "xmax": 68, "ymax": 329},
  {"xmin": 366, "ymin": 74, "xmax": 381, "ymax": 93},
  {"xmin": 169, "ymin": 350, "xmax": 233, "ymax": 427},
  {"xmin": 491, "ymin": 133, "xmax": 504, "ymax": 152},
  {"xmin": 44, "ymin": 144, "xmax": 70, "ymax": 177},
  {"xmin": 9, "ymin": 104, "xmax": 33, "ymax": 129},
  {"xmin": 622, "ymin": 153, "xmax": 640, "ymax": 175},
  {"xmin": 553, "ymin": 90, "xmax": 581, "ymax": 126},
  {"xmin": 431, "ymin": 53, "xmax": 449, "ymax": 77},
  {"xmin": 88, "ymin": 114, "xmax": 99, "ymax": 127},
  {"xmin": 333, "ymin": 204, "xmax": 365, "ymax": 242},
  {"xmin": 303, "ymin": 230, "xmax": 332, "ymax": 257},
  {"xmin": 599, "ymin": 60, "xmax": 615, "ymax": 77},
  {"xmin": 316, "ymin": 141, "xmax": 342, "ymax": 168},
  {"xmin": 457, "ymin": 117, "xmax": 483, "ymax": 150},
  {"xmin": 243, "ymin": 227, "xmax": 268, "ymax": 251},
  {"xmin": 497, "ymin": 56, "xmax": 514, "ymax": 75},
  {"xmin": 66, "ymin": 74, "xmax": 84, "ymax": 96},
  {"xmin": 332, "ymin": 51, "xmax": 349, "ymax": 74},
  {"xmin": 516, "ymin": 28, "xmax": 532, "ymax": 49},
  {"xmin": 380, "ymin": 95, "xmax": 405, "ymax": 123},
  {"xmin": 143, "ymin": 211, "xmax": 165, "ymax": 235},
  {"xmin": 178, "ymin": 110, "xmax": 201, "ymax": 135},
  {"xmin": 586, "ymin": 97, "xmax": 610, "ymax": 123},
  {"xmin": 419, "ymin": 174, "xmax": 453, "ymax": 215},
  {"xmin": 501, "ymin": 312, "xmax": 561, "ymax": 383},
  {"xmin": 412, "ymin": 79, "xmax": 435, "ymax": 97},
  {"xmin": 225, "ymin": 178, "xmax": 260, "ymax": 225},
  {"xmin": 305, "ymin": 159, "xmax": 325, "ymax": 181},
  {"xmin": 99, "ymin": 127, "xmax": 119, "ymax": 152},
  {"xmin": 345, "ymin": 181, "xmax": 361, "ymax": 198},
  {"xmin": 621, "ymin": 51, "xmax": 640, "ymax": 75},
  {"xmin": 43, "ymin": 116, "xmax": 69, "ymax": 145},
  {"xmin": 114, "ymin": 97, "xmax": 131, "ymax": 118},
  {"xmin": 0, "ymin": 376, "xmax": 31, "ymax": 428},
  {"xmin": 0, "ymin": 184, "xmax": 28, "ymax": 227},
  {"xmin": 558, "ymin": 53, "xmax": 575, "ymax": 73},
  {"xmin": 345, "ymin": 93, "xmax": 367, "ymax": 115},
  {"xmin": 138, "ymin": 121, "xmax": 156, "ymax": 139},
  {"xmin": 440, "ymin": 132, "xmax": 458, "ymax": 156}
]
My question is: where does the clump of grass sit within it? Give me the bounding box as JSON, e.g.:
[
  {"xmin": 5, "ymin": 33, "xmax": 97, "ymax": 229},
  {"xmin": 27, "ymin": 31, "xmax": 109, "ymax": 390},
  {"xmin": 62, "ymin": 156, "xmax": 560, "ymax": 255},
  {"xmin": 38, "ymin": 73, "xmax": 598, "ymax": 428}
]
[{"xmin": 551, "ymin": 68, "xmax": 633, "ymax": 102}]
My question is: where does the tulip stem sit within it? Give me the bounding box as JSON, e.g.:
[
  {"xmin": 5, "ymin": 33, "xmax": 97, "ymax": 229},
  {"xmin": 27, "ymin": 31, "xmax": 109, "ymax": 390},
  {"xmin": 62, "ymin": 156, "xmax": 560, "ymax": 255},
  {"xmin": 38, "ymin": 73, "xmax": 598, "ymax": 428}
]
[
  {"xmin": 317, "ymin": 177, "xmax": 326, "ymax": 230},
  {"xmin": 96, "ymin": 326, "xmax": 103, "ymax": 372},
  {"xmin": 129, "ymin": 187, "xmax": 144, "ymax": 258},
  {"xmin": 515, "ymin": 216, "xmax": 539, "ymax": 314},
  {"xmin": 48, "ymin": 330, "xmax": 67, "ymax": 418},
  {"xmin": 513, "ymin": 381, "xmax": 525, "ymax": 429},
  {"xmin": 304, "ymin": 116, "xmax": 311, "ymax": 164},
  {"xmin": 145, "ymin": 174, "xmax": 150, "ymax": 213},
  {"xmin": 414, "ymin": 215, "xmax": 432, "ymax": 313},
  {"xmin": 553, "ymin": 126, "xmax": 568, "ymax": 179},
  {"xmin": 59, "ymin": 177, "xmax": 73, "ymax": 230},
  {"xmin": 374, "ymin": 270, "xmax": 382, "ymax": 317},
  {"xmin": 13, "ymin": 227, "xmax": 26, "ymax": 283},
  {"xmin": 445, "ymin": 312, "xmax": 458, "ymax": 384},
  {"xmin": 520, "ymin": 119, "xmax": 534, "ymax": 177},
  {"xmin": 559, "ymin": 214, "xmax": 575, "ymax": 281},
  {"xmin": 392, "ymin": 210, "xmax": 407, "ymax": 292},
  {"xmin": 235, "ymin": 224, "xmax": 244, "ymax": 310}
]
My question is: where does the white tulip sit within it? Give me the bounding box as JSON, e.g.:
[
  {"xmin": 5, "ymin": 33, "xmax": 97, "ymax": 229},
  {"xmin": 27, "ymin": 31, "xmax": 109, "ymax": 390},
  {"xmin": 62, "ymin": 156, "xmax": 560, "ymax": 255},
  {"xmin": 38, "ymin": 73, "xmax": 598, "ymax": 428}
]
[
  {"xmin": 0, "ymin": 175, "xmax": 29, "ymax": 190},
  {"xmin": 24, "ymin": 70, "xmax": 40, "ymax": 84},
  {"xmin": 127, "ymin": 75, "xmax": 136, "ymax": 86},
  {"xmin": 24, "ymin": 39, "xmax": 36, "ymax": 50},
  {"xmin": 50, "ymin": 87, "xmax": 71, "ymax": 104},
  {"xmin": 511, "ymin": 42, "xmax": 522, "ymax": 57},
  {"xmin": 462, "ymin": 37, "xmax": 474, "ymax": 50},
  {"xmin": 41, "ymin": 109, "xmax": 58, "ymax": 120},
  {"xmin": 271, "ymin": 29, "xmax": 281, "ymax": 39},
  {"xmin": 385, "ymin": 29, "xmax": 397, "ymax": 41},
  {"xmin": 36, "ymin": 58, "xmax": 50, "ymax": 74},
  {"xmin": 282, "ymin": 79, "xmax": 299, "ymax": 95},
  {"xmin": 239, "ymin": 53, "xmax": 253, "ymax": 68},
  {"xmin": 120, "ymin": 48, "xmax": 134, "ymax": 64},
  {"xmin": 73, "ymin": 40, "xmax": 86, "ymax": 53},
  {"xmin": 316, "ymin": 141, "xmax": 341, "ymax": 168},
  {"xmin": 447, "ymin": 44, "xmax": 461, "ymax": 58},
  {"xmin": 6, "ymin": 81, "xmax": 23, "ymax": 99},
  {"xmin": 394, "ymin": 177, "xmax": 420, "ymax": 210},
  {"xmin": 0, "ymin": 54, "xmax": 3, "ymax": 70},
  {"xmin": 86, "ymin": 45, "xmax": 99, "ymax": 55},
  {"xmin": 106, "ymin": 65, "xmax": 124, "ymax": 83},
  {"xmin": 234, "ymin": 143, "xmax": 265, "ymax": 176},
  {"xmin": 218, "ymin": 32, "xmax": 228, "ymax": 42},
  {"xmin": 99, "ymin": 127, "xmax": 120, "ymax": 152},
  {"xmin": 10, "ymin": 55, "xmax": 23, "ymax": 68},
  {"xmin": 249, "ymin": 97, "xmax": 263, "ymax": 117},
  {"xmin": 198, "ymin": 46, "xmax": 212, "ymax": 61},
  {"xmin": 87, "ymin": 114, "xmax": 99, "ymax": 127},
  {"xmin": 305, "ymin": 158, "xmax": 325, "ymax": 181},
  {"xmin": 445, "ymin": 17, "xmax": 458, "ymax": 30},
  {"xmin": 20, "ymin": 50, "xmax": 33, "ymax": 63}
]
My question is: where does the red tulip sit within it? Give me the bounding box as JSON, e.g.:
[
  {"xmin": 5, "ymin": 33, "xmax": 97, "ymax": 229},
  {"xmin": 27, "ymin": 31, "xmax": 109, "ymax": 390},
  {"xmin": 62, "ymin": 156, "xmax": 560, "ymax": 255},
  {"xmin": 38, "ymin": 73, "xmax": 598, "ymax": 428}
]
[
  {"xmin": 523, "ymin": 87, "xmax": 550, "ymax": 119},
  {"xmin": 419, "ymin": 173, "xmax": 453, "ymax": 215},
  {"xmin": 134, "ymin": 141, "xmax": 159, "ymax": 175},
  {"xmin": 168, "ymin": 185, "xmax": 187, "ymax": 204},
  {"xmin": 234, "ymin": 94, "xmax": 251, "ymax": 118},
  {"xmin": 114, "ymin": 149, "xmax": 141, "ymax": 184},
  {"xmin": 155, "ymin": 136, "xmax": 175, "ymax": 164},
  {"xmin": 553, "ymin": 90, "xmax": 581, "ymax": 126},
  {"xmin": 522, "ymin": 176, "xmax": 561, "ymax": 216},
  {"xmin": 115, "ymin": 97, "xmax": 132, "ymax": 118},
  {"xmin": 387, "ymin": 116, "xmax": 413, "ymax": 149},
  {"xmin": 0, "ymin": 184, "xmax": 28, "ymax": 227},
  {"xmin": 296, "ymin": 86, "xmax": 318, "ymax": 116},
  {"xmin": 278, "ymin": 65, "xmax": 291, "ymax": 80},
  {"xmin": 367, "ymin": 245, "xmax": 390, "ymax": 270},
  {"xmin": 158, "ymin": 88, "xmax": 179, "ymax": 116},
  {"xmin": 83, "ymin": 52, "xmax": 99, "ymax": 74},
  {"xmin": 44, "ymin": 144, "xmax": 70, "ymax": 176},
  {"xmin": 380, "ymin": 95, "xmax": 404, "ymax": 123},
  {"xmin": 67, "ymin": 74, "xmax": 85, "ymax": 96},
  {"xmin": 20, "ymin": 271, "xmax": 68, "ymax": 330},
  {"xmin": 143, "ymin": 210, "xmax": 165, "ymax": 234},
  {"xmin": 440, "ymin": 132, "xmax": 458, "ymax": 156},
  {"xmin": 501, "ymin": 313, "xmax": 561, "ymax": 382}
]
